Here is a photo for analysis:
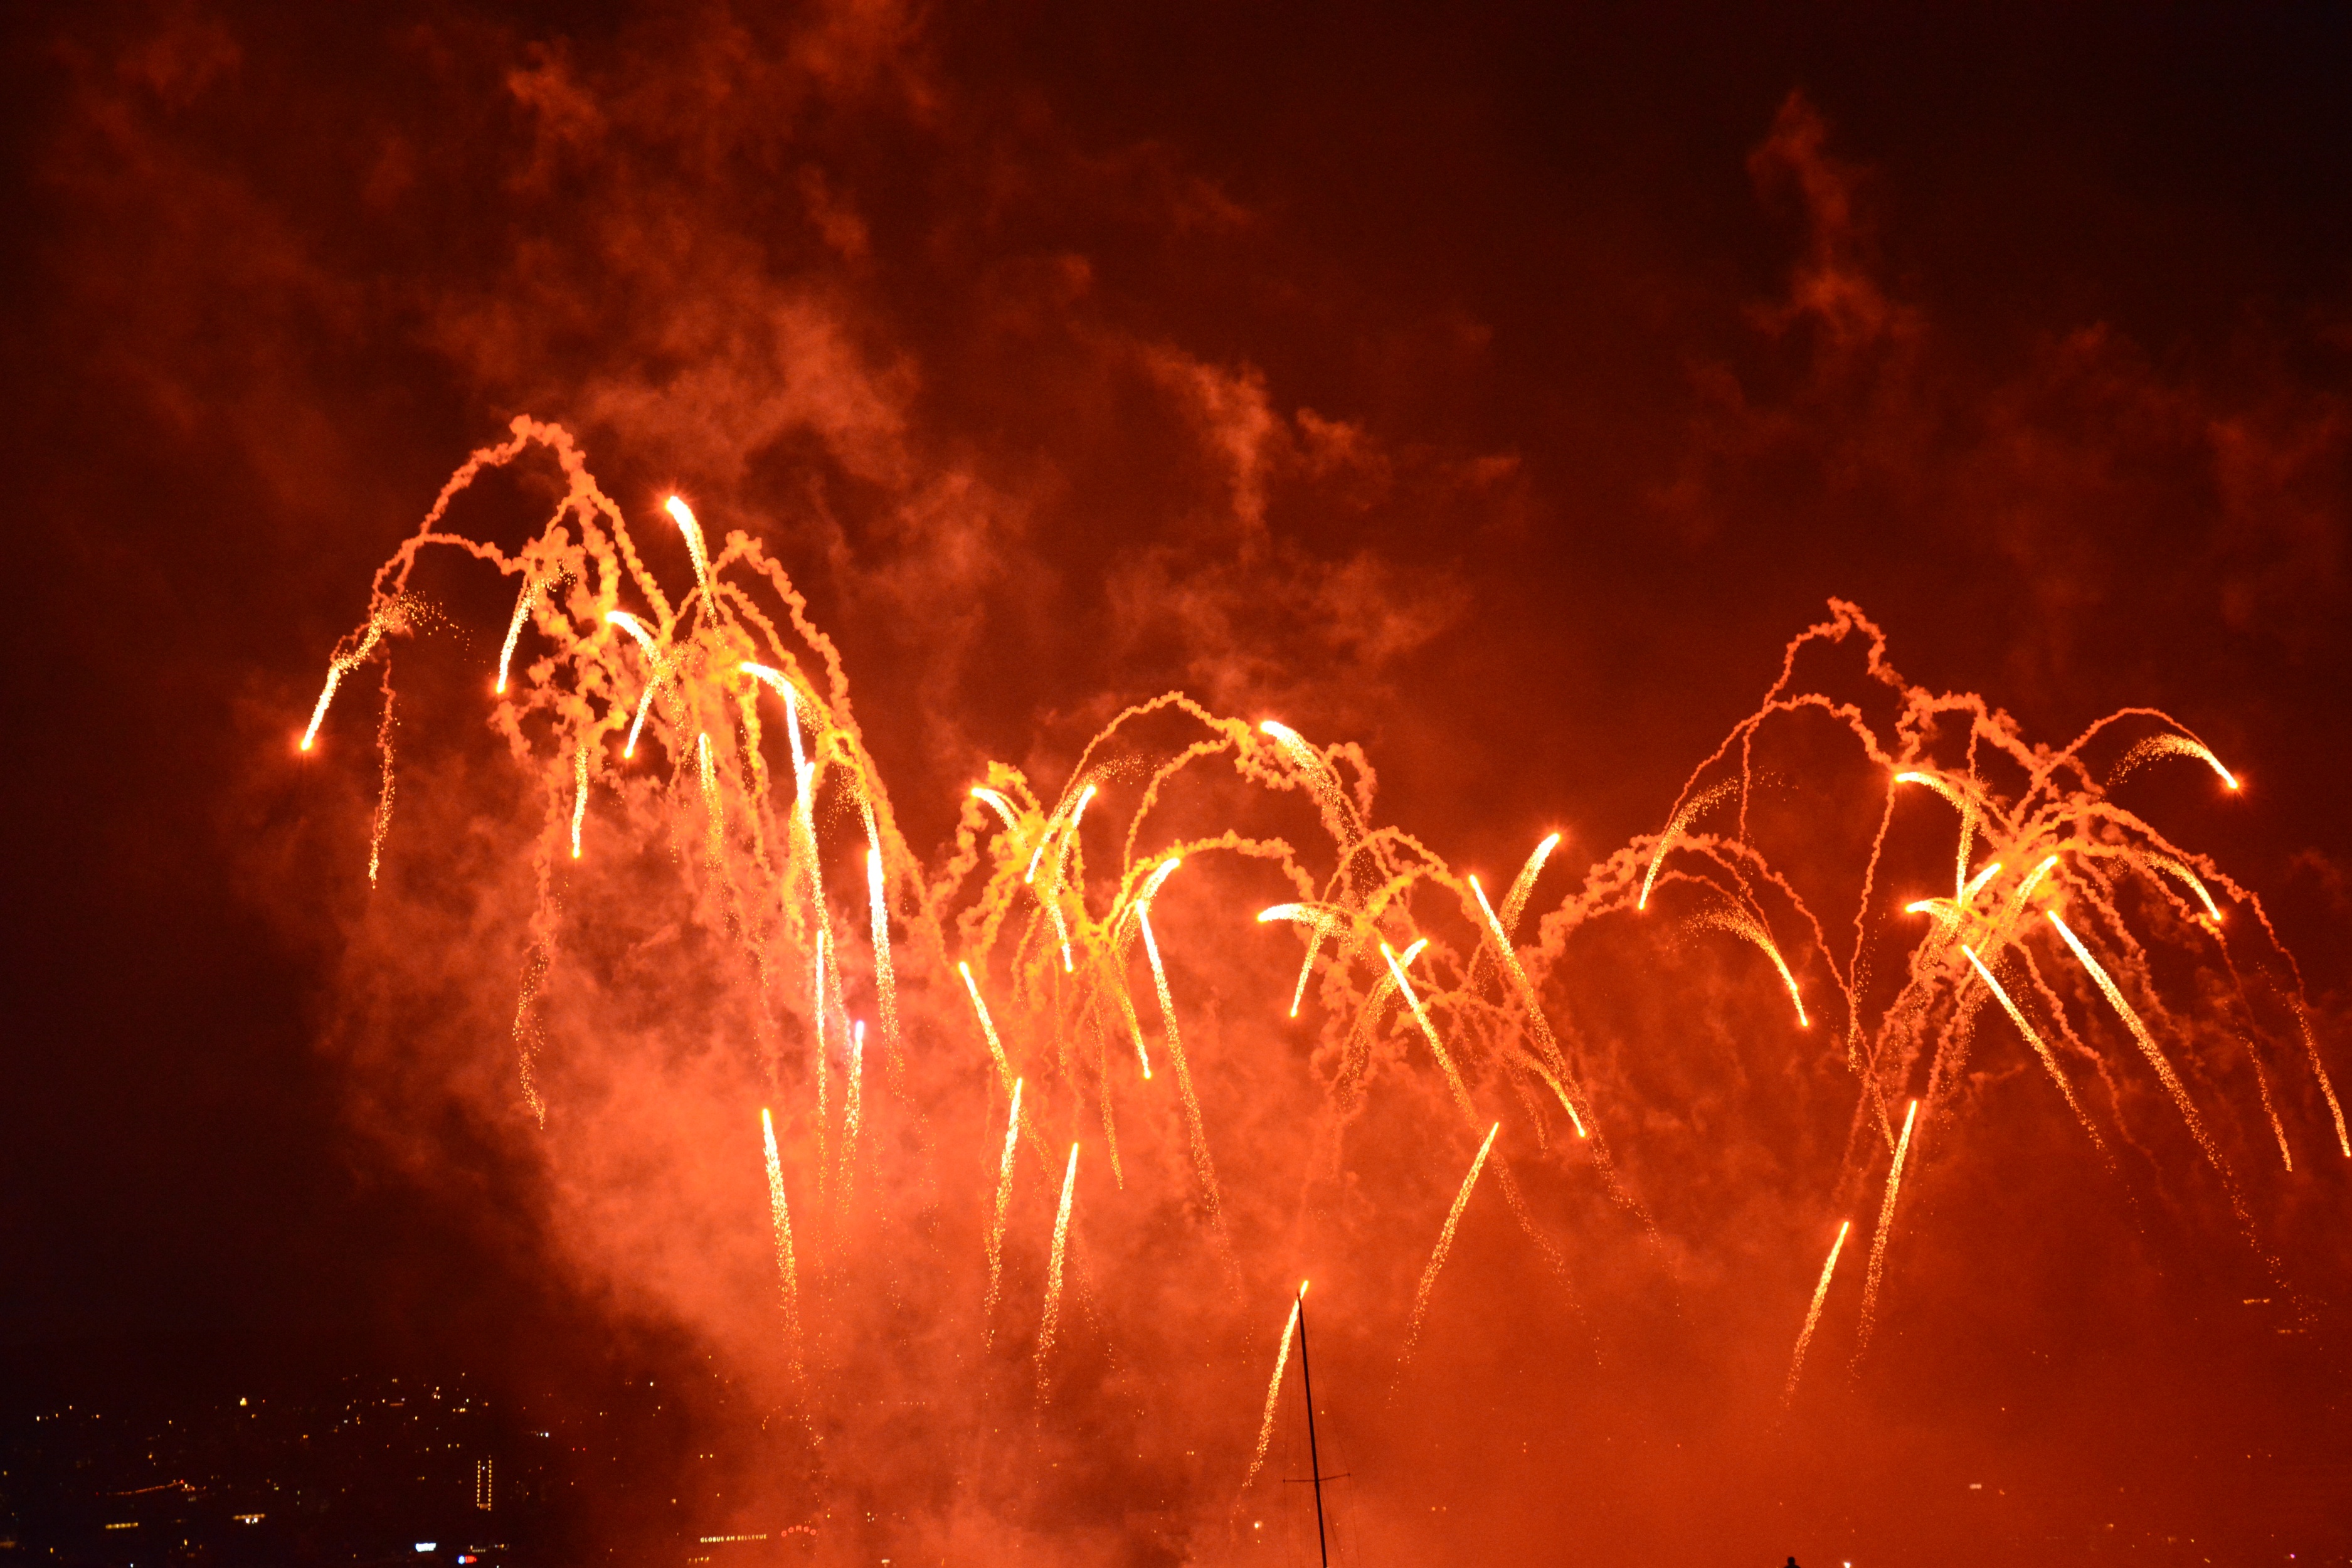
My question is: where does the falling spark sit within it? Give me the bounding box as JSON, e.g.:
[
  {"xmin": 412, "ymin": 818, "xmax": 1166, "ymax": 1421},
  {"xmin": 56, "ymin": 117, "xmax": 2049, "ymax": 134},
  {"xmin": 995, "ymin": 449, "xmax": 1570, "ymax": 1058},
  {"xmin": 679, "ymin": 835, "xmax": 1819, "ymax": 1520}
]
[
  {"xmin": 605, "ymin": 611, "xmax": 664, "ymax": 759},
  {"xmin": 1961, "ymin": 860, "xmax": 2003, "ymax": 904},
  {"xmin": 1402, "ymin": 1123, "xmax": 1500, "ymax": 1360},
  {"xmin": 1044, "ymin": 783, "xmax": 1098, "ymax": 972},
  {"xmin": 1259, "ymin": 721, "xmax": 1357, "ymax": 840},
  {"xmin": 958, "ymin": 962, "xmax": 1016, "ymax": 1096},
  {"xmin": 1694, "ymin": 905, "xmax": 1808, "ymax": 1028},
  {"xmin": 2047, "ymin": 912, "xmax": 2225, "ymax": 1174},
  {"xmin": 839, "ymin": 1019, "xmax": 865, "ymax": 1207},
  {"xmin": 664, "ymin": 495, "xmax": 712, "ymax": 596},
  {"xmin": 1855, "ymin": 1099, "xmax": 1917, "ymax": 1358},
  {"xmin": 494, "ymin": 576, "xmax": 537, "ymax": 696},
  {"xmin": 2113, "ymin": 732, "xmax": 2238, "ymax": 791},
  {"xmin": 1638, "ymin": 780, "xmax": 1732, "ymax": 911},
  {"xmin": 1257, "ymin": 901, "xmax": 1351, "ymax": 1019},
  {"xmin": 1036, "ymin": 1142, "xmax": 1080, "ymax": 1386},
  {"xmin": 985, "ymin": 1079, "xmax": 1023, "ymax": 1337},
  {"xmin": 299, "ymin": 601, "xmax": 398, "ymax": 751},
  {"xmin": 1961, "ymin": 945, "xmax": 2103, "ymax": 1151},
  {"xmin": 866, "ymin": 834, "xmax": 899, "ymax": 1073},
  {"xmin": 1783, "ymin": 1219, "xmax": 1851, "ymax": 1404},
  {"xmin": 1468, "ymin": 876, "xmax": 1586, "ymax": 1136},
  {"xmin": 569, "ymin": 741, "xmax": 588, "ymax": 859},
  {"xmin": 1239, "ymin": 1286, "xmax": 1305, "ymax": 1498},
  {"xmin": 2245, "ymin": 1047, "xmax": 2292, "ymax": 1173},
  {"xmin": 1382, "ymin": 941, "xmax": 1476, "ymax": 1120},
  {"xmin": 970, "ymin": 787, "xmax": 1020, "ymax": 833},
  {"xmin": 2292, "ymin": 1007, "xmax": 2351, "ymax": 1158},
  {"xmin": 1138, "ymin": 862, "xmax": 1222, "ymax": 1219},
  {"xmin": 367, "ymin": 679, "xmax": 396, "ymax": 888},
  {"xmin": 758, "ymin": 1108, "xmax": 803, "ymax": 1375},
  {"xmin": 2151, "ymin": 857, "xmax": 2225, "ymax": 923},
  {"xmin": 1500, "ymin": 832, "xmax": 1561, "ymax": 935},
  {"xmin": 696, "ymin": 733, "xmax": 723, "ymax": 861}
]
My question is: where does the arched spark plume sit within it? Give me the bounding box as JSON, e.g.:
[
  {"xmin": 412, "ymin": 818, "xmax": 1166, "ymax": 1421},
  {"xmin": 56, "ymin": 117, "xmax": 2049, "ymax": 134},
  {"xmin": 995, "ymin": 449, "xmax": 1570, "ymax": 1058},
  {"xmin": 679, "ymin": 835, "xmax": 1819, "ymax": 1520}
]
[{"xmin": 304, "ymin": 423, "xmax": 2337, "ymax": 1545}]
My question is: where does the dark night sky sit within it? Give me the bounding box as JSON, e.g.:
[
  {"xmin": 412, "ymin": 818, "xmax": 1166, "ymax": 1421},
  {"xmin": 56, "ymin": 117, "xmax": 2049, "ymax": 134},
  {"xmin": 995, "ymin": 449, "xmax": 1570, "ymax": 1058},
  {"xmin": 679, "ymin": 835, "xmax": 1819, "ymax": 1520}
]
[{"xmin": 4, "ymin": 3, "xmax": 2351, "ymax": 1559}]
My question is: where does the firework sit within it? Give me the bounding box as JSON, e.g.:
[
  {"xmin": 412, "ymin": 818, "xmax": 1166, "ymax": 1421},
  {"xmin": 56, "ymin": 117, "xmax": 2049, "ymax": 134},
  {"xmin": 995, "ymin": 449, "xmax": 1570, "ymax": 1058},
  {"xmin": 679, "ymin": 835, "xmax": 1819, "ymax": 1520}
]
[
  {"xmin": 2047, "ymin": 911, "xmax": 2224, "ymax": 1175},
  {"xmin": 958, "ymin": 961, "xmax": 1017, "ymax": 1096},
  {"xmin": 1855, "ymin": 1099, "xmax": 1917, "ymax": 1359},
  {"xmin": 2111, "ymin": 731, "xmax": 2239, "ymax": 791},
  {"xmin": 1036, "ymin": 1142, "xmax": 1080, "ymax": 1388},
  {"xmin": 1239, "ymin": 1286, "xmax": 1303, "ymax": 1498},
  {"xmin": 1401, "ymin": 1122, "xmax": 1500, "ymax": 1362},
  {"xmin": 1961, "ymin": 944, "xmax": 2104, "ymax": 1153},
  {"xmin": 1783, "ymin": 1219, "xmax": 1851, "ymax": 1404},
  {"xmin": 1637, "ymin": 778, "xmax": 1734, "ymax": 911},
  {"xmin": 759, "ymin": 1108, "xmax": 804, "ymax": 1379},
  {"xmin": 569, "ymin": 741, "xmax": 588, "ymax": 859},
  {"xmin": 985, "ymin": 1079, "xmax": 1023, "ymax": 1337}
]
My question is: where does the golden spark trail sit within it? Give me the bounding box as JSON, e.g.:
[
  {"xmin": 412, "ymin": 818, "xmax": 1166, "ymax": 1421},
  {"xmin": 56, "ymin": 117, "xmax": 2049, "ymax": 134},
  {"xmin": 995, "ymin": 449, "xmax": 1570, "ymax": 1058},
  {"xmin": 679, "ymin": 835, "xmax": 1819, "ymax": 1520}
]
[
  {"xmin": 299, "ymin": 603, "xmax": 398, "ymax": 751},
  {"xmin": 605, "ymin": 611, "xmax": 664, "ymax": 758},
  {"xmin": 1469, "ymin": 876, "xmax": 1586, "ymax": 1136},
  {"xmin": 2114, "ymin": 732, "xmax": 2239, "ymax": 790},
  {"xmin": 970, "ymin": 787, "xmax": 1020, "ymax": 833},
  {"xmin": 1639, "ymin": 780, "xmax": 1732, "ymax": 911},
  {"xmin": 569, "ymin": 741, "xmax": 588, "ymax": 859},
  {"xmin": 839, "ymin": 1019, "xmax": 865, "ymax": 1210},
  {"xmin": 1256, "ymin": 901, "xmax": 1350, "ymax": 1019},
  {"xmin": 697, "ymin": 733, "xmax": 723, "ymax": 862},
  {"xmin": 2293, "ymin": 1008, "xmax": 2350, "ymax": 1158},
  {"xmin": 495, "ymin": 576, "xmax": 536, "ymax": 696},
  {"xmin": 958, "ymin": 962, "xmax": 1016, "ymax": 1096},
  {"xmin": 759, "ymin": 1108, "xmax": 803, "ymax": 1378},
  {"xmin": 1137, "ymin": 861, "xmax": 1222, "ymax": 1221},
  {"xmin": 2247, "ymin": 1047, "xmax": 2292, "ymax": 1172},
  {"xmin": 1044, "ymin": 783, "xmax": 1098, "ymax": 972},
  {"xmin": 1961, "ymin": 860, "xmax": 2003, "ymax": 904},
  {"xmin": 2151, "ymin": 857, "xmax": 2225, "ymax": 923},
  {"xmin": 664, "ymin": 496, "xmax": 712, "ymax": 597},
  {"xmin": 1855, "ymin": 1099, "xmax": 1917, "ymax": 1358},
  {"xmin": 2048, "ymin": 912, "xmax": 2225, "ymax": 1174},
  {"xmin": 1036, "ymin": 1142, "xmax": 1079, "ymax": 1387},
  {"xmin": 985, "ymin": 1079, "xmax": 1022, "ymax": 1338},
  {"xmin": 1783, "ymin": 1219, "xmax": 1850, "ymax": 1404},
  {"xmin": 1962, "ymin": 945, "xmax": 2103, "ymax": 1150},
  {"xmin": 1382, "ymin": 941, "xmax": 1476, "ymax": 1120},
  {"xmin": 1260, "ymin": 721, "xmax": 1359, "ymax": 1012},
  {"xmin": 1500, "ymin": 832, "xmax": 1561, "ymax": 935},
  {"xmin": 1697, "ymin": 907, "xmax": 1808, "ymax": 1029},
  {"xmin": 1239, "ymin": 1286, "xmax": 1305, "ymax": 1499},
  {"xmin": 1402, "ymin": 1123, "xmax": 1499, "ymax": 1360},
  {"xmin": 865, "ymin": 822, "xmax": 901, "ymax": 1076},
  {"xmin": 367, "ymin": 679, "xmax": 396, "ymax": 888}
]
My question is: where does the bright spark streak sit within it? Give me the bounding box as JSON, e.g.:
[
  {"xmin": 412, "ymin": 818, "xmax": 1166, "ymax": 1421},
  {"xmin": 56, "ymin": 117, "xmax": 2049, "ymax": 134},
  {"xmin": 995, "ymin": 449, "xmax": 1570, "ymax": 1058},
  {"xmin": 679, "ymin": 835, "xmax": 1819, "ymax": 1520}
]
[
  {"xmin": 1258, "ymin": 902, "xmax": 1348, "ymax": 1019},
  {"xmin": 1855, "ymin": 1099, "xmax": 1917, "ymax": 1359},
  {"xmin": 984, "ymin": 1079, "xmax": 1022, "ymax": 1337},
  {"xmin": 2245, "ymin": 1048, "xmax": 2293, "ymax": 1173},
  {"xmin": 1139, "ymin": 866, "xmax": 1221, "ymax": 1219},
  {"xmin": 2047, "ymin": 913, "xmax": 2227, "ymax": 1175},
  {"xmin": 1638, "ymin": 780, "xmax": 1732, "ymax": 911},
  {"xmin": 2116, "ymin": 732, "xmax": 2239, "ymax": 791},
  {"xmin": 958, "ymin": 961, "xmax": 1015, "ymax": 1096},
  {"xmin": 1469, "ymin": 876, "xmax": 1586, "ymax": 1137},
  {"xmin": 2292, "ymin": 1008, "xmax": 2351, "ymax": 1158},
  {"xmin": 1036, "ymin": 1142, "xmax": 1080, "ymax": 1388},
  {"xmin": 1239, "ymin": 1293, "xmax": 1303, "ymax": 1497},
  {"xmin": 1500, "ymin": 832, "xmax": 1562, "ymax": 936},
  {"xmin": 494, "ymin": 576, "xmax": 536, "ymax": 695},
  {"xmin": 1402, "ymin": 1122, "xmax": 1500, "ymax": 1359},
  {"xmin": 2151, "ymin": 857, "xmax": 2225, "ymax": 923},
  {"xmin": 1045, "ymin": 783, "xmax": 1098, "ymax": 972},
  {"xmin": 758, "ymin": 1108, "xmax": 803, "ymax": 1378},
  {"xmin": 1961, "ymin": 945, "xmax": 2102, "ymax": 1150},
  {"xmin": 1382, "ymin": 941, "xmax": 1476, "ymax": 1120},
  {"xmin": 1961, "ymin": 860, "xmax": 2003, "ymax": 904},
  {"xmin": 1783, "ymin": 1219, "xmax": 1851, "ymax": 1404},
  {"xmin": 839, "ymin": 1019, "xmax": 865, "ymax": 1207},
  {"xmin": 299, "ymin": 606, "xmax": 395, "ymax": 751},
  {"xmin": 1697, "ymin": 906, "xmax": 1809, "ymax": 1028},
  {"xmin": 569, "ymin": 741, "xmax": 587, "ymax": 859},
  {"xmin": 864, "ymin": 800, "xmax": 899, "ymax": 1074},
  {"xmin": 970, "ymin": 787, "xmax": 1020, "ymax": 833},
  {"xmin": 697, "ymin": 733, "xmax": 722, "ymax": 856},
  {"xmin": 664, "ymin": 495, "xmax": 711, "ymax": 596},
  {"xmin": 606, "ymin": 612, "xmax": 663, "ymax": 758}
]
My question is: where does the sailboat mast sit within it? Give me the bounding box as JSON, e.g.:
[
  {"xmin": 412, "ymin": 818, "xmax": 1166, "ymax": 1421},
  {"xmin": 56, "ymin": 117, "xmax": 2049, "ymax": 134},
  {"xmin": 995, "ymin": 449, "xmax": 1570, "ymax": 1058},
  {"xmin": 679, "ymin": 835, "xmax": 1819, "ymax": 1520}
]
[{"xmin": 1295, "ymin": 1286, "xmax": 1330, "ymax": 1568}]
